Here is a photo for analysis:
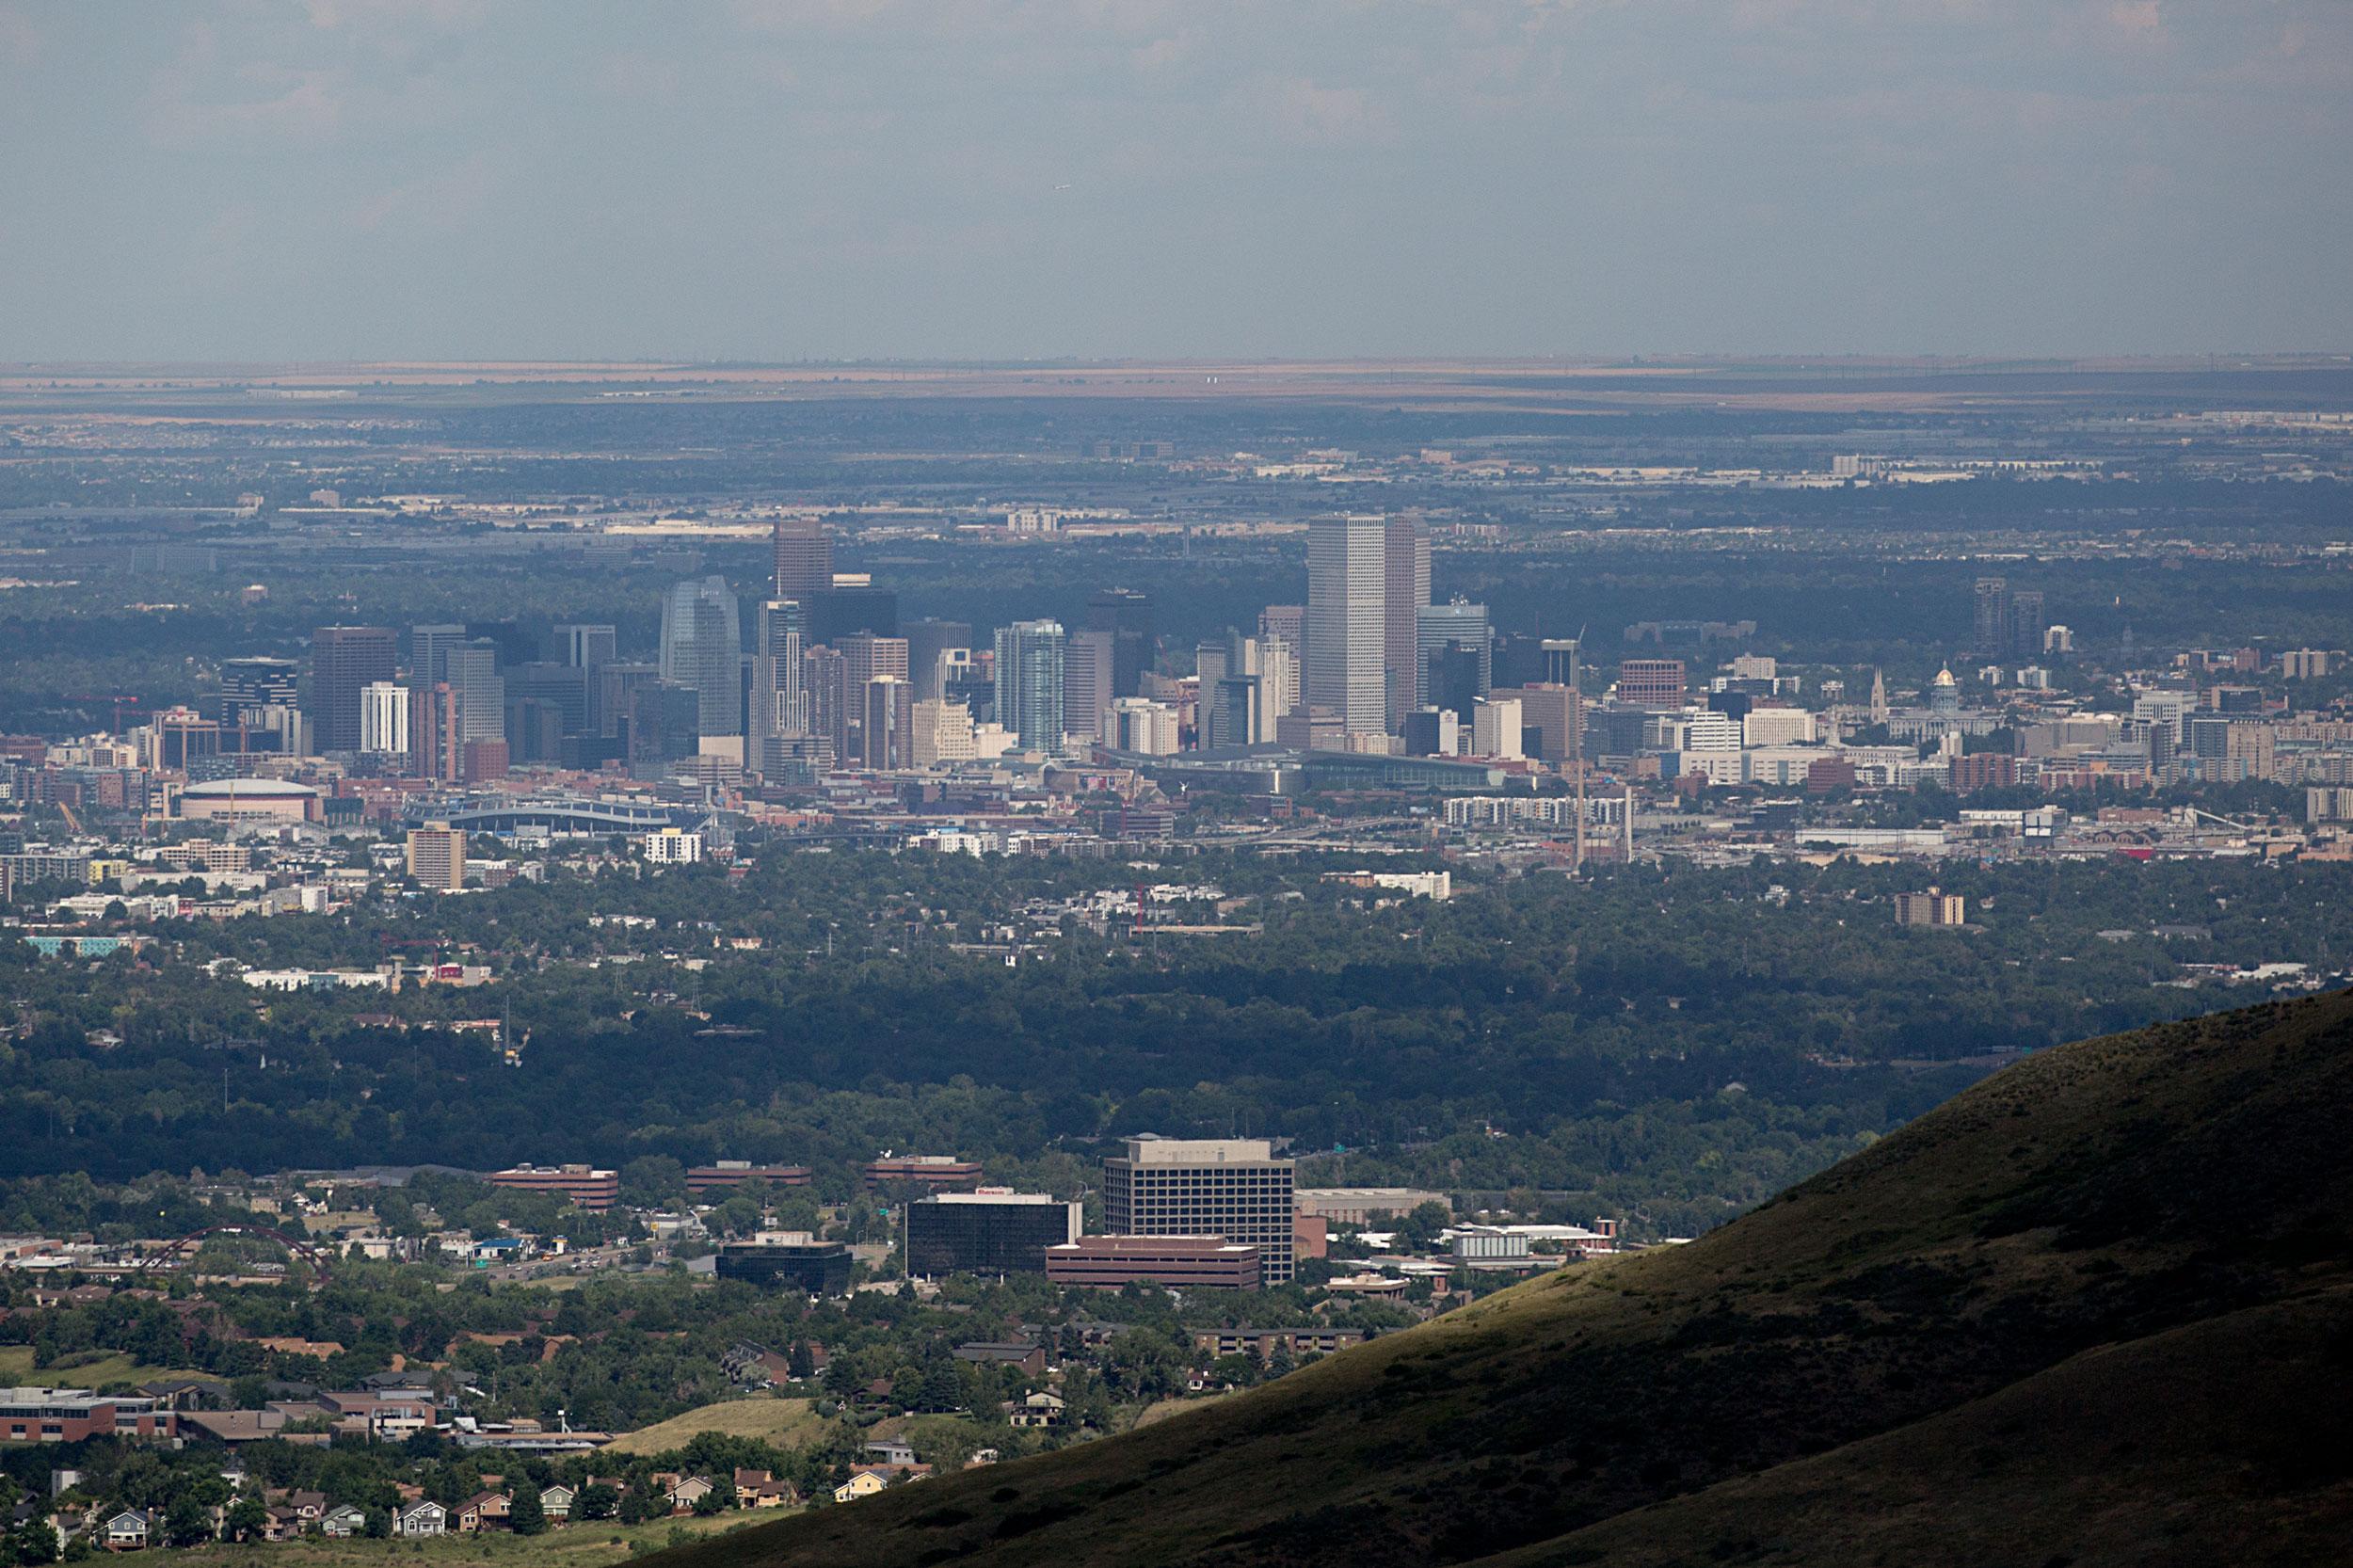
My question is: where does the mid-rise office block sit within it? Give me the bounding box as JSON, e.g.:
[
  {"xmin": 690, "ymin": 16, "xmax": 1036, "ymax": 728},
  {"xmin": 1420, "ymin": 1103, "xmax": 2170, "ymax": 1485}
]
[
  {"xmin": 1895, "ymin": 888, "xmax": 1967, "ymax": 928},
  {"xmin": 1616, "ymin": 659, "xmax": 1688, "ymax": 708},
  {"xmin": 1103, "ymin": 1135, "xmax": 1295, "ymax": 1286},
  {"xmin": 905, "ymin": 1191, "xmax": 1084, "ymax": 1278},
  {"xmin": 219, "ymin": 657, "xmax": 300, "ymax": 727},
  {"xmin": 864, "ymin": 1155, "xmax": 985, "ymax": 1190}
]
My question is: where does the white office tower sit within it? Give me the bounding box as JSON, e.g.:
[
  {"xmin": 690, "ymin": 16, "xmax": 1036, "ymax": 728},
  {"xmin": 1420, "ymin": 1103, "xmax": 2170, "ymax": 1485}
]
[
  {"xmin": 1111, "ymin": 697, "xmax": 1181, "ymax": 756},
  {"xmin": 1472, "ymin": 696, "xmax": 1523, "ymax": 760},
  {"xmin": 360, "ymin": 682, "xmax": 409, "ymax": 757},
  {"xmin": 1235, "ymin": 636, "xmax": 1293, "ymax": 742},
  {"xmin": 910, "ymin": 698, "xmax": 977, "ymax": 767},
  {"xmin": 1307, "ymin": 515, "xmax": 1389, "ymax": 736},
  {"xmin": 1384, "ymin": 515, "xmax": 1431, "ymax": 729},
  {"xmin": 1257, "ymin": 606, "xmax": 1305, "ymax": 711}
]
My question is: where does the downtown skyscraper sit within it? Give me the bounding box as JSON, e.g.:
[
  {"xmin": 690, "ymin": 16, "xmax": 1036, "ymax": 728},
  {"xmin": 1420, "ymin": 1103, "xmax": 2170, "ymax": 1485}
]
[
  {"xmin": 995, "ymin": 618, "xmax": 1067, "ymax": 753},
  {"xmin": 660, "ymin": 576, "xmax": 743, "ymax": 747},
  {"xmin": 1306, "ymin": 515, "xmax": 1395, "ymax": 737}
]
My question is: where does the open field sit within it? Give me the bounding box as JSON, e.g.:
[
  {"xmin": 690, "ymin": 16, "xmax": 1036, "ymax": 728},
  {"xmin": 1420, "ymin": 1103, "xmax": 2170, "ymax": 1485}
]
[
  {"xmin": 604, "ymin": 1397, "xmax": 825, "ymax": 1457},
  {"xmin": 0, "ymin": 1344, "xmax": 209, "ymax": 1389}
]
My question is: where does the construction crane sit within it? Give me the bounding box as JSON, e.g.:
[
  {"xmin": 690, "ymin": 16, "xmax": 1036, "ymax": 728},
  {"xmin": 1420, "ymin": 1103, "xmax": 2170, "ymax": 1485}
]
[{"xmin": 69, "ymin": 694, "xmax": 143, "ymax": 734}]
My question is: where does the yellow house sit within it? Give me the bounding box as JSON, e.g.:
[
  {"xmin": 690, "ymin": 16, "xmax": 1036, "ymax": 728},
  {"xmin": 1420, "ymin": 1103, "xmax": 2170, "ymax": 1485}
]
[{"xmin": 832, "ymin": 1470, "xmax": 889, "ymax": 1504}]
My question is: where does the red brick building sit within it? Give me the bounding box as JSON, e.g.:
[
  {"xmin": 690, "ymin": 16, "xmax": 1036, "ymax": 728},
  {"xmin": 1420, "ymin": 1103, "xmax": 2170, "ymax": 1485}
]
[
  {"xmin": 1043, "ymin": 1236, "xmax": 1261, "ymax": 1291},
  {"xmin": 485, "ymin": 1164, "xmax": 619, "ymax": 1210}
]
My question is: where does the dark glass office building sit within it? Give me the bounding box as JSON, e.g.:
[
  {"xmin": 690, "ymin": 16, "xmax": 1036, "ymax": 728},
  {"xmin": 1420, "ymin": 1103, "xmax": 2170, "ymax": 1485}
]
[
  {"xmin": 905, "ymin": 1192, "xmax": 1083, "ymax": 1278},
  {"xmin": 714, "ymin": 1235, "xmax": 853, "ymax": 1296}
]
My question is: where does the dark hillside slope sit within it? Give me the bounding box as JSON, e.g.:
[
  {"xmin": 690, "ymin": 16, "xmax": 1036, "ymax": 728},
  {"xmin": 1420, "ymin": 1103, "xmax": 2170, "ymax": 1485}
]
[{"xmin": 657, "ymin": 991, "xmax": 2353, "ymax": 1568}]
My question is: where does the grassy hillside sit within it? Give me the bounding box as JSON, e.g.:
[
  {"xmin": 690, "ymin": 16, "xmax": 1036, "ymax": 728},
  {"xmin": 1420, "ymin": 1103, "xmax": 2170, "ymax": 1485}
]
[
  {"xmin": 651, "ymin": 991, "xmax": 2353, "ymax": 1568},
  {"xmin": 605, "ymin": 1398, "xmax": 824, "ymax": 1456}
]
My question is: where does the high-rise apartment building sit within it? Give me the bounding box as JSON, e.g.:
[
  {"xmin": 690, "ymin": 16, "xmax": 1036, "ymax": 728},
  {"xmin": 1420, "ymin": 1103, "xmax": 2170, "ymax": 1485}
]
[
  {"xmin": 407, "ymin": 682, "xmax": 463, "ymax": 782},
  {"xmin": 309, "ymin": 626, "xmax": 396, "ymax": 754},
  {"xmin": 1102, "ymin": 1135, "xmax": 1295, "ymax": 1287},
  {"xmin": 1972, "ymin": 578, "xmax": 2011, "ymax": 659},
  {"xmin": 773, "ymin": 518, "xmax": 834, "ymax": 599},
  {"xmin": 861, "ymin": 676, "xmax": 913, "ymax": 770},
  {"xmin": 2008, "ymin": 590, "xmax": 2047, "ymax": 663},
  {"xmin": 1306, "ymin": 516, "xmax": 1388, "ymax": 736},
  {"xmin": 994, "ymin": 619, "xmax": 1067, "ymax": 752},
  {"xmin": 359, "ymin": 681, "xmax": 409, "ymax": 757},
  {"xmin": 1384, "ymin": 515, "xmax": 1432, "ymax": 728},
  {"xmin": 406, "ymin": 823, "xmax": 466, "ymax": 891},
  {"xmin": 804, "ymin": 646, "xmax": 851, "ymax": 764},
  {"xmin": 660, "ymin": 576, "xmax": 744, "ymax": 743}
]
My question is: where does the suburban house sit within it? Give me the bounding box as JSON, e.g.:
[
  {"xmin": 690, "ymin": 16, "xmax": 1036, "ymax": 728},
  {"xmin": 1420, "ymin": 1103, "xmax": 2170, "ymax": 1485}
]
[
  {"xmin": 1009, "ymin": 1391, "xmax": 1064, "ymax": 1428},
  {"xmin": 832, "ymin": 1470, "xmax": 889, "ymax": 1504},
  {"xmin": 103, "ymin": 1510, "xmax": 151, "ymax": 1551},
  {"xmin": 732, "ymin": 1468, "xmax": 796, "ymax": 1510},
  {"xmin": 453, "ymin": 1491, "xmax": 511, "ymax": 1532},
  {"xmin": 319, "ymin": 1504, "xmax": 369, "ymax": 1538},
  {"xmin": 952, "ymin": 1340, "xmax": 1048, "ymax": 1376},
  {"xmin": 537, "ymin": 1484, "xmax": 575, "ymax": 1523},
  {"xmin": 395, "ymin": 1500, "xmax": 447, "ymax": 1538},
  {"xmin": 664, "ymin": 1476, "xmax": 713, "ymax": 1513},
  {"xmin": 864, "ymin": 1438, "xmax": 918, "ymax": 1466}
]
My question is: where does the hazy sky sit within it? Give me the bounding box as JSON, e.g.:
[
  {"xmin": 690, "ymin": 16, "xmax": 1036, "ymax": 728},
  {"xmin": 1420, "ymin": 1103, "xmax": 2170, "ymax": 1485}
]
[{"xmin": 3, "ymin": 0, "xmax": 2348, "ymax": 361}]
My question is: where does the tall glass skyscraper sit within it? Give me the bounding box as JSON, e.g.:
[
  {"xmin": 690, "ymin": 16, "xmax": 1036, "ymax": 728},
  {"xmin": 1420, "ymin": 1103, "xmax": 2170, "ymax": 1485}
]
[
  {"xmin": 1306, "ymin": 515, "xmax": 1388, "ymax": 735},
  {"xmin": 994, "ymin": 618, "xmax": 1066, "ymax": 752},
  {"xmin": 660, "ymin": 576, "xmax": 744, "ymax": 741}
]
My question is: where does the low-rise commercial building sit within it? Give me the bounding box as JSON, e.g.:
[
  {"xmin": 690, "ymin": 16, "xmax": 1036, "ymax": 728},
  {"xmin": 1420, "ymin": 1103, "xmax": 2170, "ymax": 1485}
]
[
  {"xmin": 1043, "ymin": 1236, "xmax": 1261, "ymax": 1291},
  {"xmin": 714, "ymin": 1232, "xmax": 853, "ymax": 1296},
  {"xmin": 484, "ymin": 1164, "xmax": 619, "ymax": 1210}
]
